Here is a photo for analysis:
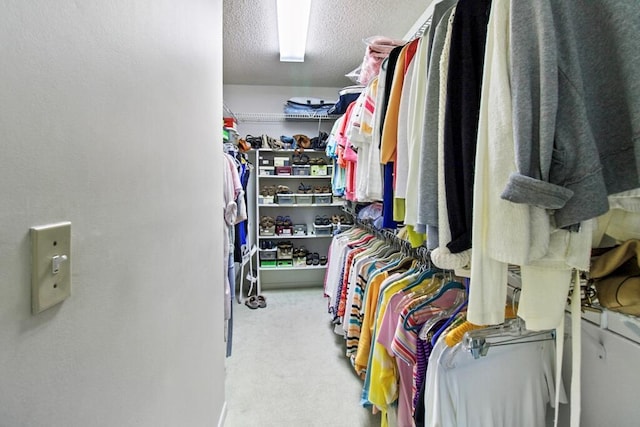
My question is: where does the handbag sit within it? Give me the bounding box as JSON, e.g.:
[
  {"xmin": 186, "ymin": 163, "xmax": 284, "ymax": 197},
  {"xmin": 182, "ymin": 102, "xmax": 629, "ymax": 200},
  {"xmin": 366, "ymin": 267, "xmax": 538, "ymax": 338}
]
[
  {"xmin": 237, "ymin": 138, "xmax": 251, "ymax": 152},
  {"xmin": 590, "ymin": 239, "xmax": 640, "ymax": 315}
]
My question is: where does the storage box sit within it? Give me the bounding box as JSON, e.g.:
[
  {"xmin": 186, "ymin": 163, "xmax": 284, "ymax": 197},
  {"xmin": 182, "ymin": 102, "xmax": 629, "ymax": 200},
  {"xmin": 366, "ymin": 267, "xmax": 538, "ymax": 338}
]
[
  {"xmin": 277, "ymin": 260, "xmax": 293, "ymax": 268},
  {"xmin": 276, "ymin": 193, "xmax": 294, "ymax": 204},
  {"xmin": 276, "ymin": 166, "xmax": 292, "ymax": 176},
  {"xmin": 260, "ymin": 260, "xmax": 277, "ymax": 268},
  {"xmin": 259, "ymin": 249, "xmax": 277, "ymax": 260},
  {"xmin": 295, "ymin": 193, "xmax": 313, "ymax": 204},
  {"xmin": 310, "ymin": 165, "xmax": 328, "ymax": 176},
  {"xmin": 258, "ymin": 195, "xmax": 274, "ymax": 205},
  {"xmin": 259, "ymin": 156, "xmax": 273, "ymax": 166},
  {"xmin": 274, "ymin": 156, "xmax": 290, "ymax": 167},
  {"xmin": 293, "ymin": 224, "xmax": 307, "ymax": 236},
  {"xmin": 313, "ymin": 223, "xmax": 333, "ymax": 236},
  {"xmin": 314, "ymin": 193, "xmax": 332, "ymax": 204},
  {"xmin": 292, "ymin": 165, "xmax": 311, "ymax": 176},
  {"xmin": 259, "ymin": 166, "xmax": 275, "ymax": 176},
  {"xmin": 259, "ymin": 225, "xmax": 275, "ymax": 236},
  {"xmin": 276, "ymin": 225, "xmax": 293, "ymax": 236}
]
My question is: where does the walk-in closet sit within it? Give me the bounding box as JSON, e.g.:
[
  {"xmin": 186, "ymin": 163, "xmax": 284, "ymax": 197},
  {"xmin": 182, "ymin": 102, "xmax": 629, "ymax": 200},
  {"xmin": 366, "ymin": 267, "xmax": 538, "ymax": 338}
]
[{"xmin": 222, "ymin": 1, "xmax": 640, "ymax": 427}]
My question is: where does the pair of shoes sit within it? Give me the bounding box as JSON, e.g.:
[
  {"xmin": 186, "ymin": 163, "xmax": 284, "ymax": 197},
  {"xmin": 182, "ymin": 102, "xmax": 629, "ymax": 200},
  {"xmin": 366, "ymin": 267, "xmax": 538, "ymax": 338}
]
[
  {"xmin": 262, "ymin": 135, "xmax": 285, "ymax": 150},
  {"xmin": 341, "ymin": 215, "xmax": 354, "ymax": 225},
  {"xmin": 306, "ymin": 252, "xmax": 320, "ymax": 265},
  {"xmin": 260, "ymin": 216, "xmax": 275, "ymax": 227},
  {"xmin": 276, "ymin": 216, "xmax": 292, "ymax": 226},
  {"xmin": 260, "ymin": 185, "xmax": 276, "ymax": 196},
  {"xmin": 298, "ymin": 182, "xmax": 312, "ymax": 194},
  {"xmin": 292, "ymin": 152, "xmax": 310, "ymax": 165},
  {"xmin": 319, "ymin": 255, "xmax": 328, "ymax": 265},
  {"xmin": 245, "ymin": 294, "xmax": 267, "ymax": 309},
  {"xmin": 331, "ymin": 215, "xmax": 340, "ymax": 224},
  {"xmin": 277, "ymin": 185, "xmax": 292, "ymax": 194},
  {"xmin": 314, "ymin": 215, "xmax": 330, "ymax": 226},
  {"xmin": 293, "ymin": 246, "xmax": 308, "ymax": 258},
  {"xmin": 309, "ymin": 157, "xmax": 327, "ymax": 165},
  {"xmin": 246, "ymin": 135, "xmax": 262, "ymax": 149},
  {"xmin": 260, "ymin": 240, "xmax": 275, "ymax": 250},
  {"xmin": 313, "ymin": 186, "xmax": 331, "ymax": 194}
]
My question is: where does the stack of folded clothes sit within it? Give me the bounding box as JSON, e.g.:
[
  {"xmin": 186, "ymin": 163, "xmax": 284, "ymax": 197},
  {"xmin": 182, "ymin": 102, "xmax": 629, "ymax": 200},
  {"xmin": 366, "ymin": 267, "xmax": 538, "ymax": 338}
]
[{"xmin": 283, "ymin": 97, "xmax": 336, "ymax": 116}]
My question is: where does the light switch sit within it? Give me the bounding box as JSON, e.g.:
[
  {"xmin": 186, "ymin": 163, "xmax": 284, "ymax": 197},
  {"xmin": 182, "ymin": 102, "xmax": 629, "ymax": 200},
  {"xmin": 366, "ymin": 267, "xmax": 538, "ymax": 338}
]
[{"xmin": 30, "ymin": 222, "xmax": 71, "ymax": 314}]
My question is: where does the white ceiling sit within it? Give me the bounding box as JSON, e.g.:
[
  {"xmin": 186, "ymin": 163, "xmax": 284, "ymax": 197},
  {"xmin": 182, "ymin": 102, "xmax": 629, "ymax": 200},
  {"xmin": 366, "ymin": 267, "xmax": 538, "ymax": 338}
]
[{"xmin": 223, "ymin": 0, "xmax": 433, "ymax": 88}]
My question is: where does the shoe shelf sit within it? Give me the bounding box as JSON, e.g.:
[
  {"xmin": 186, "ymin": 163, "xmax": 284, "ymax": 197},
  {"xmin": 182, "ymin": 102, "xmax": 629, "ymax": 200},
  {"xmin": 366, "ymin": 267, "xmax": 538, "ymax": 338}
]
[
  {"xmin": 258, "ymin": 265, "xmax": 328, "ymax": 271},
  {"xmin": 258, "ymin": 202, "xmax": 344, "ymax": 207},
  {"xmin": 258, "ymin": 235, "xmax": 332, "ymax": 239},
  {"xmin": 258, "ymin": 175, "xmax": 331, "ymax": 179},
  {"xmin": 255, "ymin": 144, "xmax": 339, "ymax": 287},
  {"xmin": 235, "ymin": 112, "xmax": 341, "ymax": 122}
]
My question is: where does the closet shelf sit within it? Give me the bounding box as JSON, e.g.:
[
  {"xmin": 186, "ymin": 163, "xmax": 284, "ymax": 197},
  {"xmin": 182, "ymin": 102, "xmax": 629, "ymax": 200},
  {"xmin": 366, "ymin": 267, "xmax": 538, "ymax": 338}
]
[
  {"xmin": 235, "ymin": 112, "xmax": 341, "ymax": 122},
  {"xmin": 258, "ymin": 202, "xmax": 344, "ymax": 208},
  {"xmin": 258, "ymin": 234, "xmax": 333, "ymax": 240},
  {"xmin": 258, "ymin": 265, "xmax": 328, "ymax": 271},
  {"xmin": 258, "ymin": 175, "xmax": 332, "ymax": 179}
]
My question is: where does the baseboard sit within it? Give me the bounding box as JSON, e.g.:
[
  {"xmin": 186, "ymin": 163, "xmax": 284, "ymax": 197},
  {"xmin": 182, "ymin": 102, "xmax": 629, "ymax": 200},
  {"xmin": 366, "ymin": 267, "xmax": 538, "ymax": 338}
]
[{"xmin": 218, "ymin": 401, "xmax": 227, "ymax": 427}]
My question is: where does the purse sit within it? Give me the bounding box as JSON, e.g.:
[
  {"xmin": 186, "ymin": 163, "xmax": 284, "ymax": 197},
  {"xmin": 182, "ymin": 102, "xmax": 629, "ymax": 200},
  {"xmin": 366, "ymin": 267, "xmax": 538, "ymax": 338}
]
[{"xmin": 589, "ymin": 239, "xmax": 640, "ymax": 315}]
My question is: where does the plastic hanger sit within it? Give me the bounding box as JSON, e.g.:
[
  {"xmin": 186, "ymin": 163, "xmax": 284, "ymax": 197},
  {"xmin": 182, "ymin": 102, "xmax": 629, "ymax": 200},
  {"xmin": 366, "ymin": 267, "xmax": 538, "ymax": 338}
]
[
  {"xmin": 461, "ymin": 317, "xmax": 555, "ymax": 359},
  {"xmin": 403, "ymin": 279, "xmax": 466, "ymax": 331}
]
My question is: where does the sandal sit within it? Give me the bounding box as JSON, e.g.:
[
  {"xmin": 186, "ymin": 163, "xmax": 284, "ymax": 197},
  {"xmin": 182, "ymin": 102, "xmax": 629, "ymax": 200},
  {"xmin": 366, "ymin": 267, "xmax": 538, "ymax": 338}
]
[
  {"xmin": 245, "ymin": 295, "xmax": 260, "ymax": 309},
  {"xmin": 298, "ymin": 182, "xmax": 312, "ymax": 194},
  {"xmin": 257, "ymin": 295, "xmax": 267, "ymax": 308}
]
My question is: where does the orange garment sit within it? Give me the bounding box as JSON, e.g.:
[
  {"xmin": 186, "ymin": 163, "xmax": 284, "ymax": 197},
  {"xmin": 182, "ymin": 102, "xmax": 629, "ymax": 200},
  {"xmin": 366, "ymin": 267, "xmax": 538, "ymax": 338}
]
[
  {"xmin": 380, "ymin": 39, "xmax": 419, "ymax": 165},
  {"xmin": 444, "ymin": 305, "xmax": 518, "ymax": 347}
]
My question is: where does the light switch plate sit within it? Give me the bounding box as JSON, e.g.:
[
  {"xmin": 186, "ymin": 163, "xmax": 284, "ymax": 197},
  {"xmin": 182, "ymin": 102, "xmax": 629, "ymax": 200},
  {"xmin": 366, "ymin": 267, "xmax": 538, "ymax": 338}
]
[{"xmin": 30, "ymin": 222, "xmax": 71, "ymax": 314}]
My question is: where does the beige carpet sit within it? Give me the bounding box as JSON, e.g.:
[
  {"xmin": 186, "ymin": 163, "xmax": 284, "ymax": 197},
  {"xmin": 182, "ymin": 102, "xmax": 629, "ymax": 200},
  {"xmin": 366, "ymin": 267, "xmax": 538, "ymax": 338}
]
[{"xmin": 224, "ymin": 288, "xmax": 379, "ymax": 427}]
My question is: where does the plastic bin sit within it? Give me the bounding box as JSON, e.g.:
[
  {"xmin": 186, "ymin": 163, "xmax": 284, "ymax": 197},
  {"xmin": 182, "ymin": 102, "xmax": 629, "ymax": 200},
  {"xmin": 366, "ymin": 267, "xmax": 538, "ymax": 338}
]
[
  {"xmin": 276, "ymin": 226, "xmax": 293, "ymax": 236},
  {"xmin": 274, "ymin": 156, "xmax": 290, "ymax": 167},
  {"xmin": 310, "ymin": 165, "xmax": 328, "ymax": 176},
  {"xmin": 295, "ymin": 193, "xmax": 313, "ymax": 204},
  {"xmin": 292, "ymin": 165, "xmax": 311, "ymax": 176},
  {"xmin": 277, "ymin": 260, "xmax": 293, "ymax": 268},
  {"xmin": 260, "ymin": 260, "xmax": 277, "ymax": 268},
  {"xmin": 276, "ymin": 166, "xmax": 292, "ymax": 176},
  {"xmin": 314, "ymin": 193, "xmax": 333, "ymax": 204},
  {"xmin": 259, "ymin": 166, "xmax": 275, "ymax": 176},
  {"xmin": 313, "ymin": 224, "xmax": 333, "ymax": 236},
  {"xmin": 258, "ymin": 195, "xmax": 274, "ymax": 205},
  {"xmin": 293, "ymin": 224, "xmax": 307, "ymax": 236},
  {"xmin": 276, "ymin": 193, "xmax": 294, "ymax": 204},
  {"xmin": 259, "ymin": 225, "xmax": 275, "ymax": 236},
  {"xmin": 259, "ymin": 249, "xmax": 277, "ymax": 260}
]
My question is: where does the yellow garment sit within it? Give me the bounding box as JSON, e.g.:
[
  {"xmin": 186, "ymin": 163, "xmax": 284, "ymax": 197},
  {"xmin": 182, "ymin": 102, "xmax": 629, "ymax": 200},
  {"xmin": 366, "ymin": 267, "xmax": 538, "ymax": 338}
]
[
  {"xmin": 406, "ymin": 225, "xmax": 426, "ymax": 248},
  {"xmin": 354, "ymin": 271, "xmax": 389, "ymax": 374},
  {"xmin": 393, "ymin": 197, "xmax": 406, "ymax": 222},
  {"xmin": 444, "ymin": 305, "xmax": 518, "ymax": 347},
  {"xmin": 367, "ymin": 273, "xmax": 426, "ymax": 411},
  {"xmin": 380, "ymin": 46, "xmax": 408, "ymax": 164}
]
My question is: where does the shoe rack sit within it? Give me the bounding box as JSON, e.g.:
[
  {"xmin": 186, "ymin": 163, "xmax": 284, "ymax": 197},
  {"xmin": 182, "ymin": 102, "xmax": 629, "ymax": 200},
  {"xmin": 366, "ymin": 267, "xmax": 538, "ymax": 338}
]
[{"xmin": 255, "ymin": 147, "xmax": 345, "ymax": 288}]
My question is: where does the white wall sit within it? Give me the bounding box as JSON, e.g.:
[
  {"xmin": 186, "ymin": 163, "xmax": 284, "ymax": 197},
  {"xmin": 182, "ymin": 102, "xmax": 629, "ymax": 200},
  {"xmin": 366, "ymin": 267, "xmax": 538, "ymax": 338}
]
[{"xmin": 0, "ymin": 1, "xmax": 225, "ymax": 426}]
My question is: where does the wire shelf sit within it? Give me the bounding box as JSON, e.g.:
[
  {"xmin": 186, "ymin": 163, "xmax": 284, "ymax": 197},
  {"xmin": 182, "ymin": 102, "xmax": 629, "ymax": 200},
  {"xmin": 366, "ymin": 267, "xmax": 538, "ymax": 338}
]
[{"xmin": 235, "ymin": 112, "xmax": 341, "ymax": 122}]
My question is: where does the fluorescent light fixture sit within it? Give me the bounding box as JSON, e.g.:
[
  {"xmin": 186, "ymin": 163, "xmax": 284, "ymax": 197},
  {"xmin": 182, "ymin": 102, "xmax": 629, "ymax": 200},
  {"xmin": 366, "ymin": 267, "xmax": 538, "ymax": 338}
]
[{"xmin": 276, "ymin": 0, "xmax": 311, "ymax": 62}]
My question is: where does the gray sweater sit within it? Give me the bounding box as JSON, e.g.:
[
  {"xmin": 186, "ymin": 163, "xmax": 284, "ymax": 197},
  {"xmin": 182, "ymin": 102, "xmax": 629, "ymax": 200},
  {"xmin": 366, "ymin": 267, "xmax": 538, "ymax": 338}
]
[{"xmin": 502, "ymin": 0, "xmax": 640, "ymax": 228}]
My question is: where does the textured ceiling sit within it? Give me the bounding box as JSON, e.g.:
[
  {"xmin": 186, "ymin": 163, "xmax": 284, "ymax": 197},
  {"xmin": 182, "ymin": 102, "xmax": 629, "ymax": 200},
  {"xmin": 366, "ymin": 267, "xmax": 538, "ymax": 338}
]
[{"xmin": 223, "ymin": 0, "xmax": 432, "ymax": 88}]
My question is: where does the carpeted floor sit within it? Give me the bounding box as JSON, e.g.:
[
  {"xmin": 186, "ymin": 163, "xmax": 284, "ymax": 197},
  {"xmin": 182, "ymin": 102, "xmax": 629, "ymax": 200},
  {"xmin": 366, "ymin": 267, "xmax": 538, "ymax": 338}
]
[{"xmin": 224, "ymin": 288, "xmax": 379, "ymax": 427}]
